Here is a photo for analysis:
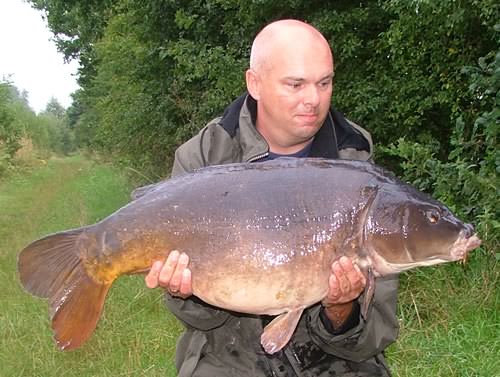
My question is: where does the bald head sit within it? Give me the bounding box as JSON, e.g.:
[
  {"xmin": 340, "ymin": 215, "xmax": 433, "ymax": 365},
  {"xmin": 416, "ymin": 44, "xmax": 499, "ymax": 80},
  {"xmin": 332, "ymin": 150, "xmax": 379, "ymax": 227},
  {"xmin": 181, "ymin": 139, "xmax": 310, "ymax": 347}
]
[
  {"xmin": 245, "ymin": 19, "xmax": 335, "ymax": 155},
  {"xmin": 250, "ymin": 19, "xmax": 333, "ymax": 73}
]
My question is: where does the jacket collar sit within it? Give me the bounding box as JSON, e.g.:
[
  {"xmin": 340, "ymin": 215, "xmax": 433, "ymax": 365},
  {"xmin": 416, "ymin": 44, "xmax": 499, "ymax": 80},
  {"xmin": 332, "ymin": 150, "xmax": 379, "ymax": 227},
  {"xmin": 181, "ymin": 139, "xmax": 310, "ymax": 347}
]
[
  {"xmin": 219, "ymin": 92, "xmax": 369, "ymax": 160},
  {"xmin": 220, "ymin": 92, "xmax": 253, "ymax": 137}
]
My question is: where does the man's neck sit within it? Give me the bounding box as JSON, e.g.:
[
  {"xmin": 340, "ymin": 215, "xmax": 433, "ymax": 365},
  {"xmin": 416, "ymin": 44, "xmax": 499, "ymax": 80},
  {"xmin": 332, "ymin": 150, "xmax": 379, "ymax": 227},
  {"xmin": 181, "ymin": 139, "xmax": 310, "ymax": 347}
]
[
  {"xmin": 267, "ymin": 139, "xmax": 314, "ymax": 155},
  {"xmin": 255, "ymin": 119, "xmax": 313, "ymax": 155},
  {"xmin": 268, "ymin": 141, "xmax": 313, "ymax": 159}
]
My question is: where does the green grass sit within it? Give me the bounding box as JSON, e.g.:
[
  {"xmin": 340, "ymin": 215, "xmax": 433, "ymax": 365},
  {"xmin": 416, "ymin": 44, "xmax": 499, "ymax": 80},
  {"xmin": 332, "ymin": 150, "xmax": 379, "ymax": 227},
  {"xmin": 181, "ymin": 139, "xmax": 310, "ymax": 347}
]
[
  {"xmin": 0, "ymin": 156, "xmax": 182, "ymax": 377},
  {"xmin": 386, "ymin": 251, "xmax": 499, "ymax": 377},
  {"xmin": 0, "ymin": 155, "xmax": 498, "ymax": 376}
]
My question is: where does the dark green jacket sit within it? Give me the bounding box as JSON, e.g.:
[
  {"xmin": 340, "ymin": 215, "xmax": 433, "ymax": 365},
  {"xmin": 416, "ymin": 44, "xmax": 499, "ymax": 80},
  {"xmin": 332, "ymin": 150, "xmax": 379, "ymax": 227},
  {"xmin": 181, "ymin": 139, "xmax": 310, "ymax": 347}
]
[{"xmin": 168, "ymin": 94, "xmax": 399, "ymax": 377}]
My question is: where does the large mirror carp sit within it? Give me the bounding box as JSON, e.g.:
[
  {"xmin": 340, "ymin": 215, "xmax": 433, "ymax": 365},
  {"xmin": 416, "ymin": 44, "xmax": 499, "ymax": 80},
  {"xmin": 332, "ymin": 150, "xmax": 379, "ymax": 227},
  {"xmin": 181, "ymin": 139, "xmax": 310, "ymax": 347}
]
[{"xmin": 18, "ymin": 158, "xmax": 481, "ymax": 353}]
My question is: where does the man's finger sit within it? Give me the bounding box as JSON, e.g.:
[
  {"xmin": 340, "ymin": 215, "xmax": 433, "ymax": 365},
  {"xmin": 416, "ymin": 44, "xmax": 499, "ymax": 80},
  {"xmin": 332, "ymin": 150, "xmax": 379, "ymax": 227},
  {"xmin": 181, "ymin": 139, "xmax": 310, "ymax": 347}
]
[
  {"xmin": 158, "ymin": 250, "xmax": 180, "ymax": 288},
  {"xmin": 167, "ymin": 252, "xmax": 189, "ymax": 293},
  {"xmin": 339, "ymin": 257, "xmax": 364, "ymax": 290},
  {"xmin": 343, "ymin": 262, "xmax": 366, "ymax": 292},
  {"xmin": 145, "ymin": 260, "xmax": 164, "ymax": 289},
  {"xmin": 333, "ymin": 259, "xmax": 350, "ymax": 294},
  {"xmin": 179, "ymin": 268, "xmax": 193, "ymax": 297},
  {"xmin": 328, "ymin": 274, "xmax": 341, "ymax": 300}
]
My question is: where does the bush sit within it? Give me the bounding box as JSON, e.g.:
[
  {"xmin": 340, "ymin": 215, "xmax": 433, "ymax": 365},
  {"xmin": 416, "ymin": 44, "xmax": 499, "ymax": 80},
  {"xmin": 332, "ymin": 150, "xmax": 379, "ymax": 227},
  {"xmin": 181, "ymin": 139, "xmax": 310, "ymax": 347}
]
[
  {"xmin": 381, "ymin": 48, "xmax": 499, "ymax": 251},
  {"xmin": 0, "ymin": 82, "xmax": 23, "ymax": 175}
]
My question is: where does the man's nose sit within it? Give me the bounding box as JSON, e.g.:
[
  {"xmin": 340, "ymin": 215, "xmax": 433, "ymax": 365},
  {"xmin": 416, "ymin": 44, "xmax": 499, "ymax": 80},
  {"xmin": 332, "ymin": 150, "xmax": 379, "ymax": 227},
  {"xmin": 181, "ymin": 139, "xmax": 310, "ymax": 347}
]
[{"xmin": 303, "ymin": 85, "xmax": 320, "ymax": 107}]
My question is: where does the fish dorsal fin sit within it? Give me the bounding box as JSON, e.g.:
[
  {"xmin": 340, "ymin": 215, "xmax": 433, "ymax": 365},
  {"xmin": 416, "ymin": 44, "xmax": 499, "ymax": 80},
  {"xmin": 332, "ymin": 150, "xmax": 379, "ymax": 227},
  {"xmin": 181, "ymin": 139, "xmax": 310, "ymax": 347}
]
[
  {"xmin": 261, "ymin": 308, "xmax": 304, "ymax": 354},
  {"xmin": 131, "ymin": 182, "xmax": 163, "ymax": 201}
]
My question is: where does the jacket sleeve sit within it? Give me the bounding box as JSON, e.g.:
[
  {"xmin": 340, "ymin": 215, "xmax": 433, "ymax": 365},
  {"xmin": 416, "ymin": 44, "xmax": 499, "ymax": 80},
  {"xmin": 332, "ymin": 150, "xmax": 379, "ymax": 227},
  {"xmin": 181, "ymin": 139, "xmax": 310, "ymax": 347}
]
[
  {"xmin": 171, "ymin": 119, "xmax": 237, "ymax": 177},
  {"xmin": 165, "ymin": 124, "xmax": 231, "ymax": 331},
  {"xmin": 166, "ymin": 295, "xmax": 230, "ymax": 331},
  {"xmin": 305, "ymin": 275, "xmax": 399, "ymax": 361},
  {"xmin": 171, "ymin": 132, "xmax": 207, "ymax": 177}
]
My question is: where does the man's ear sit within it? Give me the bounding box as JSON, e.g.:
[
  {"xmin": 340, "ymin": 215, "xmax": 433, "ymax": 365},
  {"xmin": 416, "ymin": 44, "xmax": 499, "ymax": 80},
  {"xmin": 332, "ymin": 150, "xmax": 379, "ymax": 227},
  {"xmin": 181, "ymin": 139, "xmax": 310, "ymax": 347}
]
[{"xmin": 245, "ymin": 69, "xmax": 261, "ymax": 100}]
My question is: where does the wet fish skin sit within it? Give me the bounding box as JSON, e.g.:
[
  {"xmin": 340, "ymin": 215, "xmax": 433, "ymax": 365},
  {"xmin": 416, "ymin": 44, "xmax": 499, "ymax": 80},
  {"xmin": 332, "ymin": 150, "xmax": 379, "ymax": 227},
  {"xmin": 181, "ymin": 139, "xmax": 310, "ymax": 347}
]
[{"xmin": 17, "ymin": 158, "xmax": 481, "ymax": 353}]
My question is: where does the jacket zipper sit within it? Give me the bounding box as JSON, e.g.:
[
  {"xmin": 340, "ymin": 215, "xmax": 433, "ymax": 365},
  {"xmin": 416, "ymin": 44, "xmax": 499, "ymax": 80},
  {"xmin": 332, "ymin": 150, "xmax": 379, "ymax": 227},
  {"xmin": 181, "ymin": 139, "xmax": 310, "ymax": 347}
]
[{"xmin": 247, "ymin": 152, "xmax": 269, "ymax": 162}]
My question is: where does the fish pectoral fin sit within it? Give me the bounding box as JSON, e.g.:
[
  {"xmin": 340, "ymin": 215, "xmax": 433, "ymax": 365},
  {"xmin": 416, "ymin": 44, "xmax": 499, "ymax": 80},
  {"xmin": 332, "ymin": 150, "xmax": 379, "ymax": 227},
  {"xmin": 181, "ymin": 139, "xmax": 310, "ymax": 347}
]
[
  {"xmin": 361, "ymin": 267, "xmax": 376, "ymax": 318},
  {"xmin": 261, "ymin": 308, "xmax": 304, "ymax": 354}
]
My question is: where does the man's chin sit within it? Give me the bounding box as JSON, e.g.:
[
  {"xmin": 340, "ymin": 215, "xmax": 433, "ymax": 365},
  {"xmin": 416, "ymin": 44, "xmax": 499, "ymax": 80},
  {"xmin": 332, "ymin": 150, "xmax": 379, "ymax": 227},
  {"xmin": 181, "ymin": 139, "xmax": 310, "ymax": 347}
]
[{"xmin": 294, "ymin": 122, "xmax": 322, "ymax": 137}]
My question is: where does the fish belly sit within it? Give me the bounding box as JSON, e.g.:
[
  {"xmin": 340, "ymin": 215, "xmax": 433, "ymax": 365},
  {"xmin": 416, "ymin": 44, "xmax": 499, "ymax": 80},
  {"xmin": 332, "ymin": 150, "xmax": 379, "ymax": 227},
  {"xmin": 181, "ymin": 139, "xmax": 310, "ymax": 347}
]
[{"xmin": 191, "ymin": 264, "xmax": 330, "ymax": 315}]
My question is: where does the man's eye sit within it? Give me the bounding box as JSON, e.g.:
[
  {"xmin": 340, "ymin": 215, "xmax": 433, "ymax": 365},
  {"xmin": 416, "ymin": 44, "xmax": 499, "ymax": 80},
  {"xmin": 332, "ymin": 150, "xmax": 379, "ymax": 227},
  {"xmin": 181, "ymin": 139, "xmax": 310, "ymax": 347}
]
[{"xmin": 288, "ymin": 83, "xmax": 302, "ymax": 89}]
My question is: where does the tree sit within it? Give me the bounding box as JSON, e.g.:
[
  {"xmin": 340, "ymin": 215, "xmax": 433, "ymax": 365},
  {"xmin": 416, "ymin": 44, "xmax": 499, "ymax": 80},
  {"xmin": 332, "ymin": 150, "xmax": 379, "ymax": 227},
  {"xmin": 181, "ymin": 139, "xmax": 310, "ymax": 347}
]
[
  {"xmin": 27, "ymin": 0, "xmax": 499, "ymax": 249},
  {"xmin": 44, "ymin": 97, "xmax": 66, "ymax": 119},
  {"xmin": 0, "ymin": 81, "xmax": 23, "ymax": 172},
  {"xmin": 28, "ymin": 0, "xmax": 117, "ymax": 87}
]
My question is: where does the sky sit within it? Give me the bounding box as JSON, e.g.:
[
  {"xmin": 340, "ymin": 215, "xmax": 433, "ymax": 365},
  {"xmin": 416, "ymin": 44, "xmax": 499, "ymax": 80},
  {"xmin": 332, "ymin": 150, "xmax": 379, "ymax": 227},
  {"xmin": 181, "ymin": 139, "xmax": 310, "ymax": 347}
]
[{"xmin": 0, "ymin": 0, "xmax": 80, "ymax": 113}]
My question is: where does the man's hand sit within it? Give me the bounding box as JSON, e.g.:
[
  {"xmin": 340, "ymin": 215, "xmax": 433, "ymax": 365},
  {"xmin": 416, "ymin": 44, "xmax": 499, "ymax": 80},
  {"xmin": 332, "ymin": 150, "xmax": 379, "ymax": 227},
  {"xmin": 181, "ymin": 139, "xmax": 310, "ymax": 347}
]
[
  {"xmin": 323, "ymin": 256, "xmax": 366, "ymax": 306},
  {"xmin": 145, "ymin": 250, "xmax": 193, "ymax": 298},
  {"xmin": 321, "ymin": 256, "xmax": 366, "ymax": 329}
]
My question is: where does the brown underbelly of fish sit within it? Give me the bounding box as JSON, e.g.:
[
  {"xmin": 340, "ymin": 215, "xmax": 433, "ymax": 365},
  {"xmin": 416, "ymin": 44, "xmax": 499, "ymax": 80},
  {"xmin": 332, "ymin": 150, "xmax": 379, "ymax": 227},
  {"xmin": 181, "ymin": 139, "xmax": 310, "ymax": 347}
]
[{"xmin": 192, "ymin": 268, "xmax": 330, "ymax": 315}]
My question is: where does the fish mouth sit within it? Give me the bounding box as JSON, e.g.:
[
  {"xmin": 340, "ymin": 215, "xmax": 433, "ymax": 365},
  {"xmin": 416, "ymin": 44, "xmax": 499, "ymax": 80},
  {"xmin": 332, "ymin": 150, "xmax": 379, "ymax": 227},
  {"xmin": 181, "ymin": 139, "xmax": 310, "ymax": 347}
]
[{"xmin": 450, "ymin": 230, "xmax": 482, "ymax": 261}]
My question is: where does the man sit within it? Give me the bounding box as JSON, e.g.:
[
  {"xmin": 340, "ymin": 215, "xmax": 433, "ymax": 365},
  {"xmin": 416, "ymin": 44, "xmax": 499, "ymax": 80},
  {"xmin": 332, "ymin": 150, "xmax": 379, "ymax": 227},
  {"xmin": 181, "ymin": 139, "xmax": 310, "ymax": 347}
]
[{"xmin": 146, "ymin": 19, "xmax": 399, "ymax": 376}]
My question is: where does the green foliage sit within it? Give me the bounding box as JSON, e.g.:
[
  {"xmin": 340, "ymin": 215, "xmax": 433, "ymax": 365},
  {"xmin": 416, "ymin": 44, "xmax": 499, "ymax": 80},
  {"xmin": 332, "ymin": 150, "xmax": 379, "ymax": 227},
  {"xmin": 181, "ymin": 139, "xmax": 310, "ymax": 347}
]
[
  {"xmin": 0, "ymin": 81, "xmax": 27, "ymax": 174},
  {"xmin": 0, "ymin": 81, "xmax": 77, "ymax": 176},
  {"xmin": 381, "ymin": 47, "xmax": 499, "ymax": 250},
  {"xmin": 32, "ymin": 0, "xmax": 499, "ymax": 254},
  {"xmin": 335, "ymin": 0, "xmax": 497, "ymax": 148},
  {"xmin": 33, "ymin": 113, "xmax": 73, "ymax": 155},
  {"xmin": 44, "ymin": 96, "xmax": 66, "ymax": 119},
  {"xmin": 38, "ymin": 98, "xmax": 76, "ymax": 155}
]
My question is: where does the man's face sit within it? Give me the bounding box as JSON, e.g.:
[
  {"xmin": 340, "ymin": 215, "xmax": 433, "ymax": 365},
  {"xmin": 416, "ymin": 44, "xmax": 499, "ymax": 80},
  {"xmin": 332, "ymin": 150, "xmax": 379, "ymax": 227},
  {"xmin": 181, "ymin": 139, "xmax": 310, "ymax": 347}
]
[{"xmin": 253, "ymin": 44, "xmax": 334, "ymax": 151}]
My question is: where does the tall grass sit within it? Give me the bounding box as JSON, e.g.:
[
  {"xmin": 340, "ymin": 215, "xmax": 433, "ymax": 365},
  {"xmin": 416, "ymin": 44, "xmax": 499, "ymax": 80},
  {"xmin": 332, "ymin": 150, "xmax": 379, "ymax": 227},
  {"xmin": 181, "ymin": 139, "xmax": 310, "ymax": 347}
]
[
  {"xmin": 387, "ymin": 251, "xmax": 499, "ymax": 377},
  {"xmin": 0, "ymin": 156, "xmax": 182, "ymax": 377},
  {"xmin": 0, "ymin": 156, "xmax": 497, "ymax": 376}
]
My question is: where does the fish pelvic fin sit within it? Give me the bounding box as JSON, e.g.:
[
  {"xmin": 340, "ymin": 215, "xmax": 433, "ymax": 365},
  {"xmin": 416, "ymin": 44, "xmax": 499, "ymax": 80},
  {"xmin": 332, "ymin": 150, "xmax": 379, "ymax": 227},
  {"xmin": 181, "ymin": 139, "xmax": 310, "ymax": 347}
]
[
  {"xmin": 18, "ymin": 227, "xmax": 110, "ymax": 351},
  {"xmin": 261, "ymin": 308, "xmax": 304, "ymax": 354}
]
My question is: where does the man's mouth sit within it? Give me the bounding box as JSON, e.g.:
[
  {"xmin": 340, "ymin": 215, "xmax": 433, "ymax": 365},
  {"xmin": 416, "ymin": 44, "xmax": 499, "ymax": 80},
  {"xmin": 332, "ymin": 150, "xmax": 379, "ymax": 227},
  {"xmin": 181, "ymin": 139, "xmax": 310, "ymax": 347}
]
[{"xmin": 296, "ymin": 113, "xmax": 319, "ymax": 123}]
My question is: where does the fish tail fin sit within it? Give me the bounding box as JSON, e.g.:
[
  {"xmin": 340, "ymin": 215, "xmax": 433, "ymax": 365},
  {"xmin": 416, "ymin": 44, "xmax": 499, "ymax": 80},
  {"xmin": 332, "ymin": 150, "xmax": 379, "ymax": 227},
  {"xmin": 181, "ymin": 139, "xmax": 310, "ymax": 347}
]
[{"xmin": 18, "ymin": 227, "xmax": 111, "ymax": 350}]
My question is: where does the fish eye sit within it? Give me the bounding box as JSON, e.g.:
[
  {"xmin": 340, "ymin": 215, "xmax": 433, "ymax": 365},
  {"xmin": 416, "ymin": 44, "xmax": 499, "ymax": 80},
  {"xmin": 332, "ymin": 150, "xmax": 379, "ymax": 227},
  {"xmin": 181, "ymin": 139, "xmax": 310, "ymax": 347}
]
[{"xmin": 426, "ymin": 210, "xmax": 440, "ymax": 224}]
